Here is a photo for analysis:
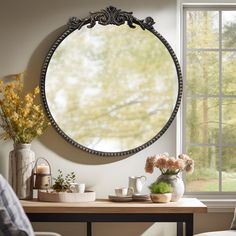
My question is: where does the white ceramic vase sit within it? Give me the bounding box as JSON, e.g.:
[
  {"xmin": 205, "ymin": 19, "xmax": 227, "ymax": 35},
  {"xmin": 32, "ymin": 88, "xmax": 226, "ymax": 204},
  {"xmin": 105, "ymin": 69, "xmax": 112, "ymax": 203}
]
[
  {"xmin": 9, "ymin": 143, "xmax": 36, "ymax": 199},
  {"xmin": 157, "ymin": 174, "xmax": 184, "ymax": 202}
]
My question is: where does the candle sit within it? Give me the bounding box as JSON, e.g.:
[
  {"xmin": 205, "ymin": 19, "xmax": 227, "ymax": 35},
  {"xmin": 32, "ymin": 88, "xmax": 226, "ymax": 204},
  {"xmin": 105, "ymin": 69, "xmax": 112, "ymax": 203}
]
[{"xmin": 37, "ymin": 164, "xmax": 50, "ymax": 174}]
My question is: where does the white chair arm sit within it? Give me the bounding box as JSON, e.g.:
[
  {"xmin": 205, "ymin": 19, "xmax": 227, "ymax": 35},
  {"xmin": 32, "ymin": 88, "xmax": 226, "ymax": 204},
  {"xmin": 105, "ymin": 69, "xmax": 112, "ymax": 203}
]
[
  {"xmin": 195, "ymin": 230, "xmax": 236, "ymax": 236},
  {"xmin": 35, "ymin": 232, "xmax": 61, "ymax": 236}
]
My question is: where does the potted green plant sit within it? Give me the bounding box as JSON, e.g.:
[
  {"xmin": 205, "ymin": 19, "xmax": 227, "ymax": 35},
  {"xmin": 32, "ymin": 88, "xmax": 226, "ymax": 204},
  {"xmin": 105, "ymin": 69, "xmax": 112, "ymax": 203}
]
[
  {"xmin": 149, "ymin": 181, "xmax": 172, "ymax": 203},
  {"xmin": 52, "ymin": 169, "xmax": 76, "ymax": 192}
]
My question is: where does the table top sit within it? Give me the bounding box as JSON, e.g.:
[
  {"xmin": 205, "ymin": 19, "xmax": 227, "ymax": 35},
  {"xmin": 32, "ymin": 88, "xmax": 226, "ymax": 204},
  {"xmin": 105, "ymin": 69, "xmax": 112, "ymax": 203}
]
[{"xmin": 21, "ymin": 198, "xmax": 207, "ymax": 214}]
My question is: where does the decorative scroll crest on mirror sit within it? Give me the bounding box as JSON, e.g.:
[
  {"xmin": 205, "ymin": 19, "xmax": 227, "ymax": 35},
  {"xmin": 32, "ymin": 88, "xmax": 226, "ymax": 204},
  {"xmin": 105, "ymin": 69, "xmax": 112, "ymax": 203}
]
[
  {"xmin": 41, "ymin": 6, "xmax": 183, "ymax": 157},
  {"xmin": 67, "ymin": 6, "xmax": 155, "ymax": 30}
]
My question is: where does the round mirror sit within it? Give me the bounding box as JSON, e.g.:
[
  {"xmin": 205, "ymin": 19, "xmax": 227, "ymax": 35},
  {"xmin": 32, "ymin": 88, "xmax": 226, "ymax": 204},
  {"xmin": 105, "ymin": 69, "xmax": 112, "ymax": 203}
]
[{"xmin": 41, "ymin": 7, "xmax": 182, "ymax": 156}]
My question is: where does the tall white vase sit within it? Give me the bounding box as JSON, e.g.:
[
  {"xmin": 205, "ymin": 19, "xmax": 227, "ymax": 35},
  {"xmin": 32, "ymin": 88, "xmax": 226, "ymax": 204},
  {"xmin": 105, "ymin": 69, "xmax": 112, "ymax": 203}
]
[
  {"xmin": 157, "ymin": 174, "xmax": 185, "ymax": 202},
  {"xmin": 9, "ymin": 143, "xmax": 36, "ymax": 199}
]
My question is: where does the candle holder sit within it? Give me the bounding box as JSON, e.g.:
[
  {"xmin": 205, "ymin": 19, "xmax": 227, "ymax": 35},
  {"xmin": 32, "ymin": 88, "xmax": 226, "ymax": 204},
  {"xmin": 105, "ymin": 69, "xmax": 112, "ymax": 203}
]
[{"xmin": 33, "ymin": 157, "xmax": 52, "ymax": 190}]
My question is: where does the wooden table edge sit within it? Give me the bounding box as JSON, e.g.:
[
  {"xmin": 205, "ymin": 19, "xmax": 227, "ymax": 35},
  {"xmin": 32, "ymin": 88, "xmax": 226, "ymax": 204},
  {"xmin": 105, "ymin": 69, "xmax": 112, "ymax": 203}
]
[{"xmin": 21, "ymin": 198, "xmax": 207, "ymax": 214}]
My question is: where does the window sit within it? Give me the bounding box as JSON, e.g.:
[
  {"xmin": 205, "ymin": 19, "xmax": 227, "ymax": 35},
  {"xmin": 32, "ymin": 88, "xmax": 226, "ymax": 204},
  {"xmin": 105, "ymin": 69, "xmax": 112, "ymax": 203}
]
[{"xmin": 183, "ymin": 7, "xmax": 236, "ymax": 192}]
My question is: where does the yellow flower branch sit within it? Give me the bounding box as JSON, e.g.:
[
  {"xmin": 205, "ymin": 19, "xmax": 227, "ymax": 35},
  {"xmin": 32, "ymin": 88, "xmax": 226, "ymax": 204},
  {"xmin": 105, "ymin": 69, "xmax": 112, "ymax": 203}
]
[{"xmin": 0, "ymin": 73, "xmax": 50, "ymax": 144}]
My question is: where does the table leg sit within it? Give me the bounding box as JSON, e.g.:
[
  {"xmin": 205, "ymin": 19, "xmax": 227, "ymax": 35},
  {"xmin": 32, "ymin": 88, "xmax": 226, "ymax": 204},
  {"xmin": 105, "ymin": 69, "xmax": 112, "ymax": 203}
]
[
  {"xmin": 185, "ymin": 214, "xmax": 193, "ymax": 236},
  {"xmin": 87, "ymin": 222, "xmax": 92, "ymax": 236},
  {"xmin": 177, "ymin": 222, "xmax": 183, "ymax": 236}
]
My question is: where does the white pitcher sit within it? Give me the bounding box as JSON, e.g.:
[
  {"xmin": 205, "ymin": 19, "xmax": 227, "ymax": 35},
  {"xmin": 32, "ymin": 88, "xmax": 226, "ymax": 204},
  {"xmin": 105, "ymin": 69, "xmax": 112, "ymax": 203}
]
[{"xmin": 128, "ymin": 176, "xmax": 146, "ymax": 194}]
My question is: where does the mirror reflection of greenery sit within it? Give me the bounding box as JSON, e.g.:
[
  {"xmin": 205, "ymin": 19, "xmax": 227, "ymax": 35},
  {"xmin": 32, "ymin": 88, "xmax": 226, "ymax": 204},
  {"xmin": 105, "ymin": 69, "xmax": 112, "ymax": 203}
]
[
  {"xmin": 46, "ymin": 24, "xmax": 177, "ymax": 152},
  {"xmin": 185, "ymin": 11, "xmax": 236, "ymax": 192}
]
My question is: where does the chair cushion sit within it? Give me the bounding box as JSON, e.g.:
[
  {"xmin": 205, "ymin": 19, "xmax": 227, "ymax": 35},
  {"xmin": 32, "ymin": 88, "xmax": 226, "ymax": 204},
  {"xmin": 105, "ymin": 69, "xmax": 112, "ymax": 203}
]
[
  {"xmin": 195, "ymin": 230, "xmax": 236, "ymax": 236},
  {"xmin": 0, "ymin": 174, "xmax": 35, "ymax": 236}
]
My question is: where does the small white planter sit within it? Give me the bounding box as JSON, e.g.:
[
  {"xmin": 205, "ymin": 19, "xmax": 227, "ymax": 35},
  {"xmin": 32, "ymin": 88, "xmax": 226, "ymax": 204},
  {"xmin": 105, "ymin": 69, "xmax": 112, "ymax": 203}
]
[{"xmin": 150, "ymin": 193, "xmax": 172, "ymax": 203}]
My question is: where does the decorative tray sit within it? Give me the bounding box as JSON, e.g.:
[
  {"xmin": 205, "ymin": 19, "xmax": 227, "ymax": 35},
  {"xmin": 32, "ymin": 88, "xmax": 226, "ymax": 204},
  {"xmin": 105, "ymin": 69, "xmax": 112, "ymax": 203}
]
[
  {"xmin": 38, "ymin": 190, "xmax": 96, "ymax": 203},
  {"xmin": 108, "ymin": 195, "xmax": 133, "ymax": 202},
  {"xmin": 132, "ymin": 194, "xmax": 150, "ymax": 201},
  {"xmin": 108, "ymin": 194, "xmax": 150, "ymax": 202}
]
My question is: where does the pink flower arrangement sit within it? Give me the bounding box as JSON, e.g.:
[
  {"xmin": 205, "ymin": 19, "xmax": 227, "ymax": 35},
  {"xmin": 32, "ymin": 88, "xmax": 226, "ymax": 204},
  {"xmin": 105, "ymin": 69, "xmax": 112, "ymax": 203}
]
[{"xmin": 145, "ymin": 153, "xmax": 194, "ymax": 175}]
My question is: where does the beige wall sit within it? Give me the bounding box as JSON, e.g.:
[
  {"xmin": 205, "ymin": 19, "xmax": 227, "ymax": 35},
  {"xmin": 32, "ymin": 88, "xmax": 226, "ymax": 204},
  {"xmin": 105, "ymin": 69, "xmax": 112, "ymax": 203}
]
[
  {"xmin": 0, "ymin": 0, "xmax": 234, "ymax": 235},
  {"xmin": 195, "ymin": 213, "xmax": 234, "ymax": 233},
  {"xmin": 0, "ymin": 0, "xmax": 177, "ymax": 194}
]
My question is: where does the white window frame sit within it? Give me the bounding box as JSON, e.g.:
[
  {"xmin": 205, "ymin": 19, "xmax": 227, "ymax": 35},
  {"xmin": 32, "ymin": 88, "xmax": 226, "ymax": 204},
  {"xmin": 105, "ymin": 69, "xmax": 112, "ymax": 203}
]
[{"xmin": 178, "ymin": 2, "xmax": 236, "ymax": 210}]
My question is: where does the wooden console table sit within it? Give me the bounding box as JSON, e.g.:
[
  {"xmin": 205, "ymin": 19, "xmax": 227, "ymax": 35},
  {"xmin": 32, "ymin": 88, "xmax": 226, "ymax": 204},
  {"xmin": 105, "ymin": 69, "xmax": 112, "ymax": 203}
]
[{"xmin": 21, "ymin": 198, "xmax": 207, "ymax": 236}]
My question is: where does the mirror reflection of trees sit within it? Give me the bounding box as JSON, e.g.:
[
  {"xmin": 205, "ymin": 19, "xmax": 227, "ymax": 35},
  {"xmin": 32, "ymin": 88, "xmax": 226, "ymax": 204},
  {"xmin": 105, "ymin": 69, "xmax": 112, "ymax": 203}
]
[
  {"xmin": 185, "ymin": 10, "xmax": 236, "ymax": 192},
  {"xmin": 46, "ymin": 24, "xmax": 178, "ymax": 152}
]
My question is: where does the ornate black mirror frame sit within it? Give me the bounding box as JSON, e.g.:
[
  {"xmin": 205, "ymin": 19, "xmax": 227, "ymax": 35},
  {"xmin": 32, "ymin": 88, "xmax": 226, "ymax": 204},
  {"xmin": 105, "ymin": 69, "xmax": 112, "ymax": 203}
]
[{"xmin": 40, "ymin": 6, "xmax": 183, "ymax": 157}]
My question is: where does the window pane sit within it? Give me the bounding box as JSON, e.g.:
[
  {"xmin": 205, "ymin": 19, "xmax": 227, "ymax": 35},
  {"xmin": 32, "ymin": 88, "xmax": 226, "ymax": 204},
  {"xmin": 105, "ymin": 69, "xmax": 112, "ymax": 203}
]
[
  {"xmin": 186, "ymin": 98, "xmax": 219, "ymax": 144},
  {"xmin": 222, "ymin": 147, "xmax": 236, "ymax": 191},
  {"xmin": 185, "ymin": 9, "xmax": 236, "ymax": 194},
  {"xmin": 222, "ymin": 51, "xmax": 236, "ymax": 95},
  {"xmin": 222, "ymin": 98, "xmax": 236, "ymax": 144},
  {"xmin": 186, "ymin": 11, "xmax": 219, "ymax": 49},
  {"xmin": 186, "ymin": 146, "xmax": 219, "ymax": 192},
  {"xmin": 222, "ymin": 11, "xmax": 236, "ymax": 49},
  {"xmin": 186, "ymin": 51, "xmax": 219, "ymax": 96}
]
